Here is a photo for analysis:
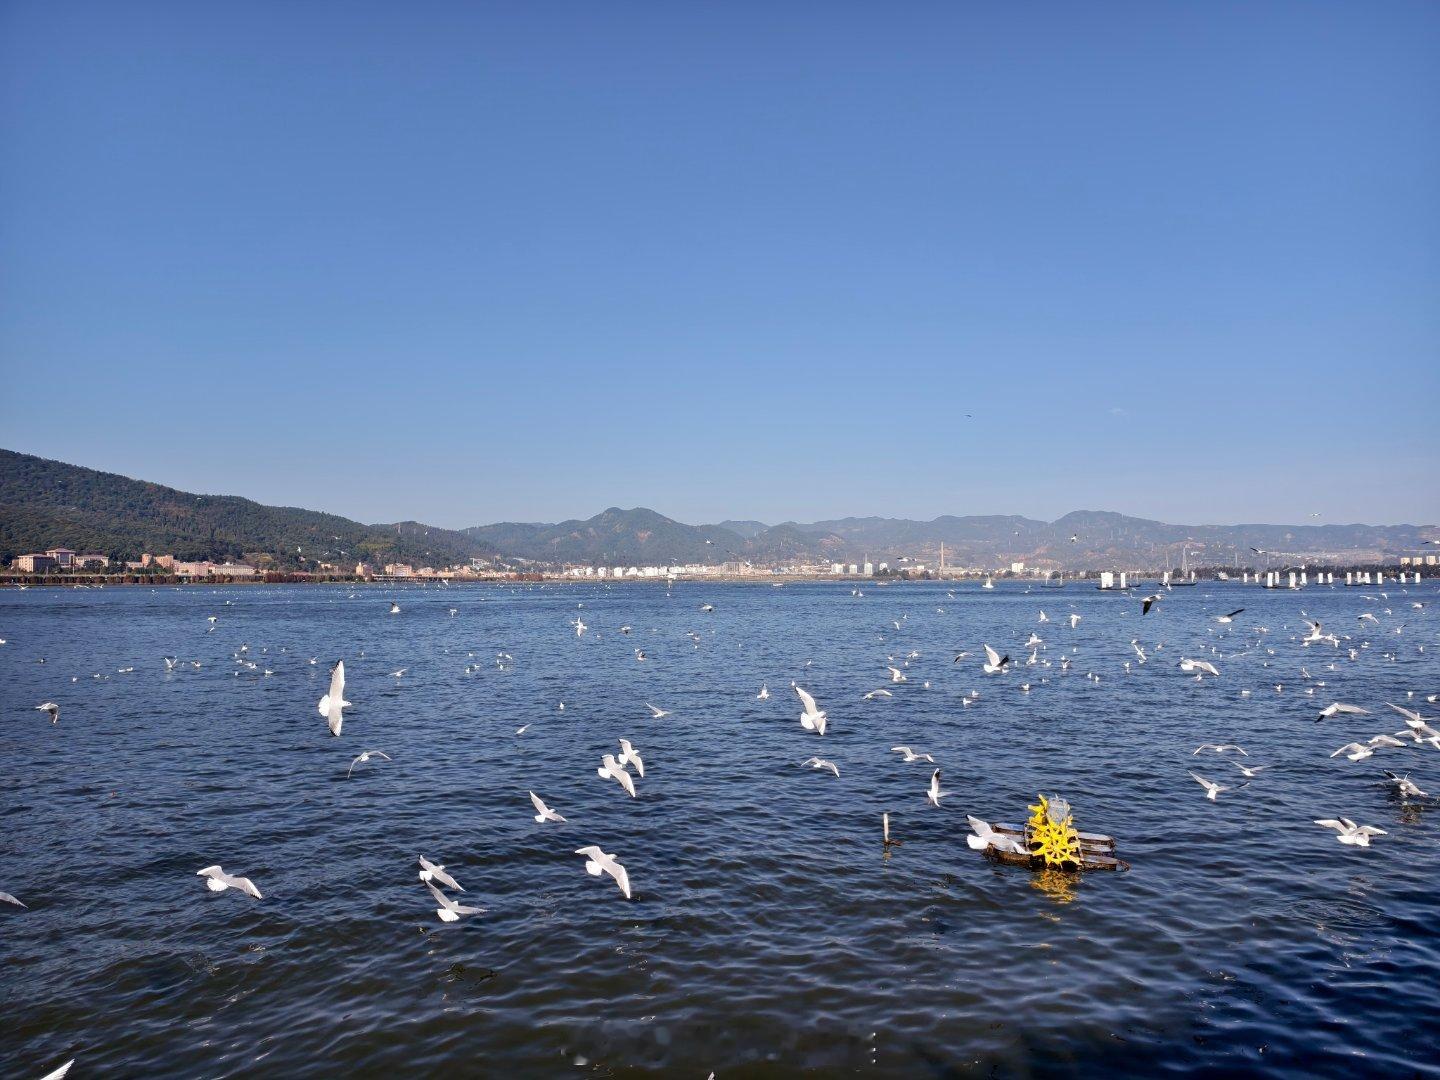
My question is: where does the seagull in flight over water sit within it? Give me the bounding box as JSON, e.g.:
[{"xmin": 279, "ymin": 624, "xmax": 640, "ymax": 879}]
[
  {"xmin": 530, "ymin": 791, "xmax": 567, "ymax": 822},
  {"xmin": 1314, "ymin": 818, "xmax": 1386, "ymax": 847},
  {"xmin": 574, "ymin": 845, "xmax": 632, "ymax": 899},
  {"xmin": 197, "ymin": 865, "xmax": 262, "ymax": 899},
  {"xmin": 426, "ymin": 881, "xmax": 484, "ymax": 922},
  {"xmin": 795, "ymin": 684, "xmax": 827, "ymax": 735},
  {"xmin": 346, "ymin": 749, "xmax": 391, "ymax": 778},
  {"xmin": 318, "ymin": 661, "xmax": 351, "ymax": 736},
  {"xmin": 1189, "ymin": 773, "xmax": 1229, "ymax": 800}
]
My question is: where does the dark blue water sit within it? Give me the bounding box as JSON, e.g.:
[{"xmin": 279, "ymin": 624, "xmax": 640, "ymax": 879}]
[{"xmin": 2, "ymin": 579, "xmax": 1438, "ymax": 1078}]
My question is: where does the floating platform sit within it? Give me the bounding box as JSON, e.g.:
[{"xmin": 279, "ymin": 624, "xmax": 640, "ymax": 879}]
[{"xmin": 984, "ymin": 822, "xmax": 1130, "ymax": 872}]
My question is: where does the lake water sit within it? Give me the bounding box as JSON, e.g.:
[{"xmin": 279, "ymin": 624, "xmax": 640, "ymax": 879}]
[{"xmin": 2, "ymin": 579, "xmax": 1438, "ymax": 1078}]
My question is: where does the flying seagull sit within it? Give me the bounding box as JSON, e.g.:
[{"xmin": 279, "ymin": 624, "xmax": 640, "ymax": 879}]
[
  {"xmin": 530, "ymin": 791, "xmax": 567, "ymax": 823},
  {"xmin": 35, "ymin": 702, "xmax": 59, "ymax": 724},
  {"xmin": 426, "ymin": 880, "xmax": 484, "ymax": 923},
  {"xmin": 574, "ymin": 845, "xmax": 632, "ymax": 899},
  {"xmin": 617, "ymin": 738, "xmax": 645, "ymax": 778},
  {"xmin": 1313, "ymin": 818, "xmax": 1386, "ymax": 847},
  {"xmin": 0, "ymin": 891, "xmax": 27, "ymax": 909},
  {"xmin": 926, "ymin": 768, "xmax": 950, "ymax": 807},
  {"xmin": 795, "ymin": 684, "xmax": 827, "ymax": 735},
  {"xmin": 418, "ymin": 856, "xmax": 463, "ymax": 891},
  {"xmin": 982, "ymin": 644, "xmax": 1010, "ymax": 674},
  {"xmin": 891, "ymin": 746, "xmax": 934, "ymax": 763},
  {"xmin": 318, "ymin": 661, "xmax": 351, "ymax": 736},
  {"xmin": 800, "ymin": 756, "xmax": 840, "ymax": 777},
  {"xmin": 196, "ymin": 865, "xmax": 262, "ymax": 899},
  {"xmin": 966, "ymin": 816, "xmax": 1025, "ymax": 854},
  {"xmin": 645, "ymin": 703, "xmax": 669, "ymax": 719},
  {"xmin": 346, "ymin": 749, "xmax": 391, "ymax": 778},
  {"xmin": 597, "ymin": 754, "xmax": 638, "ymax": 798},
  {"xmin": 1193, "ymin": 744, "xmax": 1247, "ymax": 755},
  {"xmin": 1316, "ymin": 702, "xmax": 1369, "ymax": 722},
  {"xmin": 756, "ymin": 683, "xmax": 769, "ymax": 700},
  {"xmin": 1215, "ymin": 609, "xmax": 1245, "ymax": 624},
  {"xmin": 1141, "ymin": 594, "xmax": 1162, "ymax": 615},
  {"xmin": 1189, "ymin": 772, "xmax": 1229, "ymax": 800}
]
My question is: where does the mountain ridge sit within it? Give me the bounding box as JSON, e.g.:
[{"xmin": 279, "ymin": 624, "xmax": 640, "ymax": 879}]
[{"xmin": 1, "ymin": 449, "xmax": 1433, "ymax": 569}]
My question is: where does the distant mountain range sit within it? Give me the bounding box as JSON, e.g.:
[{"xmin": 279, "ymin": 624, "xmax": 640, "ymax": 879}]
[
  {"xmin": 2, "ymin": 449, "xmax": 1434, "ymax": 570},
  {"xmin": 0, "ymin": 449, "xmax": 496, "ymax": 569}
]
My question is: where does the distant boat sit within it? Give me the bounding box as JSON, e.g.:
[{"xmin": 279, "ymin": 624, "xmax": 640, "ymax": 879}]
[{"xmin": 1042, "ymin": 573, "xmax": 1065, "ymax": 589}]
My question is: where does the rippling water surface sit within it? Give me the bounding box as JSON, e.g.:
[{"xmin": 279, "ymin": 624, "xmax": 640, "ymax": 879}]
[{"xmin": 2, "ymin": 579, "xmax": 1438, "ymax": 1077}]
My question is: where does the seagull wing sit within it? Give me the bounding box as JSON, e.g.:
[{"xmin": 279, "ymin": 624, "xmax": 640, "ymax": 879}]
[
  {"xmin": 984, "ymin": 644, "xmax": 1001, "ymax": 668},
  {"xmin": 795, "ymin": 685, "xmax": 819, "ymax": 714}
]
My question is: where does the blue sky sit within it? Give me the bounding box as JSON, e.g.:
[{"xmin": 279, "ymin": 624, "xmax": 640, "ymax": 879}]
[{"xmin": 2, "ymin": 2, "xmax": 1436, "ymax": 528}]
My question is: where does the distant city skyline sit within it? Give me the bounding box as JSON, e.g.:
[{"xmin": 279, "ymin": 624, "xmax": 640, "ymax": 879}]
[{"xmin": 2, "ymin": 3, "xmax": 1437, "ymax": 527}]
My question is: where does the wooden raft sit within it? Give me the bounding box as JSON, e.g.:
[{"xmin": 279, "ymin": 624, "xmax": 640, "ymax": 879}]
[{"xmin": 985, "ymin": 822, "xmax": 1130, "ymax": 872}]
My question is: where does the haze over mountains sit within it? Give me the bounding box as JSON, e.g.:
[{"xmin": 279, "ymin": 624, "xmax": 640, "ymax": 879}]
[{"xmin": 2, "ymin": 449, "xmax": 1434, "ymax": 571}]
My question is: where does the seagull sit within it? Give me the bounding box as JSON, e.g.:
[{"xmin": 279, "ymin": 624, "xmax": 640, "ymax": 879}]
[
  {"xmin": 1130, "ymin": 640, "xmax": 1148, "ymax": 664},
  {"xmin": 1068, "ymin": 613, "xmax": 1082, "ymax": 629},
  {"xmin": 890, "ymin": 746, "xmax": 934, "ymax": 763},
  {"xmin": 757, "ymin": 683, "xmax": 769, "ymax": 700},
  {"xmin": 1231, "ymin": 762, "xmax": 1270, "ymax": 778},
  {"xmin": 800, "ymin": 756, "xmax": 840, "ymax": 776},
  {"xmin": 1189, "ymin": 773, "xmax": 1229, "ymax": 800},
  {"xmin": 1316, "ymin": 702, "xmax": 1369, "ymax": 723},
  {"xmin": 617, "ymin": 738, "xmax": 645, "ymax": 777},
  {"xmin": 35, "ymin": 702, "xmax": 59, "ymax": 724},
  {"xmin": 1313, "ymin": 818, "xmax": 1386, "ymax": 847},
  {"xmin": 795, "ymin": 684, "xmax": 827, "ymax": 735},
  {"xmin": 887, "ymin": 666, "xmax": 907, "ymax": 683},
  {"xmin": 426, "ymin": 880, "xmax": 484, "ymax": 923},
  {"xmin": 1215, "ymin": 609, "xmax": 1244, "ymax": 624},
  {"xmin": 418, "ymin": 856, "xmax": 463, "ymax": 891},
  {"xmin": 1038, "ymin": 611, "xmax": 1050, "ymax": 623},
  {"xmin": 163, "ymin": 656, "xmax": 178, "ymax": 671},
  {"xmin": 390, "ymin": 668, "xmax": 407, "ymax": 678},
  {"xmin": 1388, "ymin": 702, "xmax": 1440, "ymax": 737},
  {"xmin": 346, "ymin": 749, "xmax": 391, "ymax": 778},
  {"xmin": 1382, "ymin": 771, "xmax": 1429, "ymax": 799},
  {"xmin": 196, "ymin": 865, "xmax": 262, "ymax": 899},
  {"xmin": 37, "ymin": 1061, "xmax": 74, "ymax": 1080},
  {"xmin": 863, "ymin": 689, "xmax": 893, "ymax": 700},
  {"xmin": 529, "ymin": 791, "xmax": 567, "ymax": 823},
  {"xmin": 574, "ymin": 618, "xmax": 587, "ymax": 637},
  {"xmin": 389, "ymin": 601, "xmax": 400, "ymax": 614},
  {"xmin": 982, "ymin": 644, "xmax": 1010, "ymax": 674},
  {"xmin": 1180, "ymin": 658, "xmax": 1220, "ymax": 677},
  {"xmin": 1141, "ymin": 594, "xmax": 1162, "ymax": 615},
  {"xmin": 0, "ymin": 890, "xmax": 27, "ymax": 908},
  {"xmin": 700, "ymin": 603, "xmax": 714, "ymax": 612},
  {"xmin": 318, "ymin": 660, "xmax": 351, "ymax": 736},
  {"xmin": 1358, "ymin": 613, "xmax": 1379, "ymax": 624},
  {"xmin": 645, "ymin": 703, "xmax": 669, "ymax": 719},
  {"xmin": 574, "ymin": 845, "xmax": 631, "ymax": 899},
  {"xmin": 926, "ymin": 768, "xmax": 950, "ymax": 807},
  {"xmin": 597, "ymin": 754, "xmax": 638, "ymax": 797},
  {"xmin": 1330, "ymin": 738, "xmax": 1402, "ymax": 762},
  {"xmin": 966, "ymin": 816, "xmax": 1025, "ymax": 854}
]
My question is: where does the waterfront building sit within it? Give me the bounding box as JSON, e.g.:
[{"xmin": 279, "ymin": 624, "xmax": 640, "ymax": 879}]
[{"xmin": 12, "ymin": 553, "xmax": 58, "ymax": 572}]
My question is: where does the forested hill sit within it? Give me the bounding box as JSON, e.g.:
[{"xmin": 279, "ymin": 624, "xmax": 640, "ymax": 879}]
[{"xmin": 0, "ymin": 449, "xmax": 493, "ymax": 568}]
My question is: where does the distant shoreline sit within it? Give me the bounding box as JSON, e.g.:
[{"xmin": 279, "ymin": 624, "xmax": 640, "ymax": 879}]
[{"xmin": 2, "ymin": 567, "xmax": 1429, "ymax": 589}]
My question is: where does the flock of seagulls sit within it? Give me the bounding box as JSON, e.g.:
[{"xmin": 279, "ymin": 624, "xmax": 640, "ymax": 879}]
[{"xmin": 4, "ymin": 568, "xmax": 1437, "ymax": 1077}]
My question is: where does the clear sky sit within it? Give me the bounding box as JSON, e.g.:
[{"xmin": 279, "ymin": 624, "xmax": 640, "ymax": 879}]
[{"xmin": 2, "ymin": 1, "xmax": 1436, "ymax": 529}]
